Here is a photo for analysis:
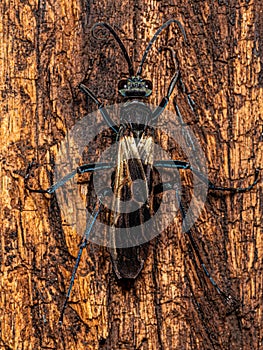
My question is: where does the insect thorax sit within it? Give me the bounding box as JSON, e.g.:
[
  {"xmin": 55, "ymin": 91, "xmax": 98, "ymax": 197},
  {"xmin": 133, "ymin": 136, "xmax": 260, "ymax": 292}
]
[{"xmin": 120, "ymin": 100, "xmax": 153, "ymax": 127}]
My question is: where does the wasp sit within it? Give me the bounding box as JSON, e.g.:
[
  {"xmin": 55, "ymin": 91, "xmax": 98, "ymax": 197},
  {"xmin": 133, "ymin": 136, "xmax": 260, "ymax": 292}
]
[{"xmin": 25, "ymin": 20, "xmax": 259, "ymax": 323}]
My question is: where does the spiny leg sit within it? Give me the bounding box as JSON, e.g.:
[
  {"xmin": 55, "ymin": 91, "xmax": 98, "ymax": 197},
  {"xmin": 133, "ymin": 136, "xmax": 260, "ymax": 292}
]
[
  {"xmin": 26, "ymin": 160, "xmax": 115, "ymax": 321},
  {"xmin": 154, "ymin": 180, "xmax": 233, "ymax": 302},
  {"xmin": 153, "ymin": 161, "xmax": 259, "ymax": 300},
  {"xmin": 152, "ymin": 45, "xmax": 181, "ymax": 121},
  {"xmin": 173, "ymin": 64, "xmax": 196, "ymax": 113},
  {"xmin": 79, "ymin": 83, "xmax": 118, "ymax": 133},
  {"xmin": 59, "ymin": 190, "xmax": 108, "ymax": 324},
  {"xmin": 25, "ymin": 160, "xmax": 113, "ymax": 322},
  {"xmin": 177, "ymin": 192, "xmax": 232, "ymax": 302},
  {"xmin": 152, "ymin": 46, "xmax": 193, "ymax": 121},
  {"xmin": 154, "ymin": 160, "xmax": 260, "ymax": 193},
  {"xmin": 152, "ymin": 70, "xmax": 180, "ymax": 121},
  {"xmin": 25, "ymin": 161, "xmax": 114, "ymax": 194}
]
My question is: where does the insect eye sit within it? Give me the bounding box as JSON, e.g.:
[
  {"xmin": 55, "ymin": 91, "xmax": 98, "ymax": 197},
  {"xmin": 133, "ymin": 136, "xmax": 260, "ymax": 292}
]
[
  {"xmin": 145, "ymin": 80, "xmax": 153, "ymax": 90},
  {"xmin": 118, "ymin": 80, "xmax": 128, "ymax": 90}
]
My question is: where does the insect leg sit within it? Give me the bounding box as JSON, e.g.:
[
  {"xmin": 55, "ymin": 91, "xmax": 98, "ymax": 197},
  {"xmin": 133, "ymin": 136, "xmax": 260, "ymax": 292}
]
[
  {"xmin": 25, "ymin": 161, "xmax": 114, "ymax": 194},
  {"xmin": 79, "ymin": 83, "xmax": 118, "ymax": 133},
  {"xmin": 152, "ymin": 46, "xmax": 184, "ymax": 121},
  {"xmin": 59, "ymin": 190, "xmax": 107, "ymax": 324},
  {"xmin": 154, "ymin": 160, "xmax": 260, "ymax": 193},
  {"xmin": 177, "ymin": 193, "xmax": 232, "ymax": 302},
  {"xmin": 152, "ymin": 70, "xmax": 180, "ymax": 121},
  {"xmin": 154, "ymin": 180, "xmax": 232, "ymax": 302},
  {"xmin": 175, "ymin": 77, "xmax": 196, "ymax": 112}
]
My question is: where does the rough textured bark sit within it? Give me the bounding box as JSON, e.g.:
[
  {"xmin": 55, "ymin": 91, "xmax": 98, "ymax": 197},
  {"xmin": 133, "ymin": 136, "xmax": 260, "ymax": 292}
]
[{"xmin": 0, "ymin": 1, "xmax": 262, "ymax": 349}]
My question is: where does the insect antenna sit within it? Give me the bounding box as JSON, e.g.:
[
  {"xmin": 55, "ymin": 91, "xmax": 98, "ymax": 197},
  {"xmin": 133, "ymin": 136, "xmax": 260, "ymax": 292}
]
[
  {"xmin": 136, "ymin": 19, "xmax": 187, "ymax": 76},
  {"xmin": 92, "ymin": 22, "xmax": 134, "ymax": 76}
]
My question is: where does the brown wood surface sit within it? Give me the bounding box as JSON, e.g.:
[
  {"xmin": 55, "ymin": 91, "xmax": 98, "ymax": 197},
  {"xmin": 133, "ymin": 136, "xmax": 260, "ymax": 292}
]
[{"xmin": 0, "ymin": 1, "xmax": 262, "ymax": 349}]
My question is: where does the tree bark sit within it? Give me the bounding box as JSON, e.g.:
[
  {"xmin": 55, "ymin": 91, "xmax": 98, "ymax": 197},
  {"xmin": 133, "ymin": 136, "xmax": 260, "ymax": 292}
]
[{"xmin": 0, "ymin": 1, "xmax": 262, "ymax": 349}]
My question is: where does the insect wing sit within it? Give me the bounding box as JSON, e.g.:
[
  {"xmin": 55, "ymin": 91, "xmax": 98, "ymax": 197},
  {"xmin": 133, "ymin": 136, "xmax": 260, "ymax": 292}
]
[{"xmin": 109, "ymin": 127, "xmax": 158, "ymax": 278}]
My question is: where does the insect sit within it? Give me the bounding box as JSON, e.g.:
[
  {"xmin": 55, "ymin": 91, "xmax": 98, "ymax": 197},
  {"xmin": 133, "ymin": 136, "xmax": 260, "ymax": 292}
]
[{"xmin": 25, "ymin": 19, "xmax": 259, "ymax": 323}]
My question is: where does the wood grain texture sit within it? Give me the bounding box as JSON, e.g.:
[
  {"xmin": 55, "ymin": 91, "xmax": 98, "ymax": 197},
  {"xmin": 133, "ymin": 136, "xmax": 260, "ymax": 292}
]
[{"xmin": 0, "ymin": 0, "xmax": 262, "ymax": 349}]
